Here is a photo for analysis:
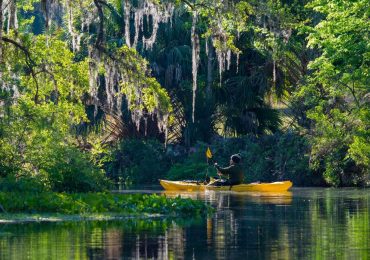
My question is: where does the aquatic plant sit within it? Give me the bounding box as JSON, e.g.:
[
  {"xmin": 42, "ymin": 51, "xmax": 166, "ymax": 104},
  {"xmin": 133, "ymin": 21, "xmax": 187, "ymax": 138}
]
[{"xmin": 0, "ymin": 192, "xmax": 212, "ymax": 216}]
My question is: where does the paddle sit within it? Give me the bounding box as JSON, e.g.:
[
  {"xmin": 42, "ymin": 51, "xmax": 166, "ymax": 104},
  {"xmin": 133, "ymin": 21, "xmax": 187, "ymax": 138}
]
[
  {"xmin": 205, "ymin": 147, "xmax": 213, "ymax": 183},
  {"xmin": 206, "ymin": 147, "xmax": 213, "ymax": 164},
  {"xmin": 205, "ymin": 147, "xmax": 222, "ymax": 184}
]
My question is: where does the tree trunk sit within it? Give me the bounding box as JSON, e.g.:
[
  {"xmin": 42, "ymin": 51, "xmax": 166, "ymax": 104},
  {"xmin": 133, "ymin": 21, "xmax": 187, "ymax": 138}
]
[{"xmin": 8, "ymin": 0, "xmax": 18, "ymax": 31}]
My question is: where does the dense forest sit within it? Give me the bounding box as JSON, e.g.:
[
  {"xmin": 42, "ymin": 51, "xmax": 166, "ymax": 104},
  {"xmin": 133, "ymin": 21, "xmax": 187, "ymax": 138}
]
[{"xmin": 0, "ymin": 0, "xmax": 368, "ymax": 191}]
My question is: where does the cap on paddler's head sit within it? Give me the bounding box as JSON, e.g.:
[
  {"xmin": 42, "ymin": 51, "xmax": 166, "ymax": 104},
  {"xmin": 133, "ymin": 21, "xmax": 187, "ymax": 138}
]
[{"xmin": 230, "ymin": 154, "xmax": 241, "ymax": 164}]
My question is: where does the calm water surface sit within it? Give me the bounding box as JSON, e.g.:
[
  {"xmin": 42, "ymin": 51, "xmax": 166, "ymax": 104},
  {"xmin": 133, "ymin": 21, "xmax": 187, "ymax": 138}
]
[{"xmin": 0, "ymin": 188, "xmax": 369, "ymax": 259}]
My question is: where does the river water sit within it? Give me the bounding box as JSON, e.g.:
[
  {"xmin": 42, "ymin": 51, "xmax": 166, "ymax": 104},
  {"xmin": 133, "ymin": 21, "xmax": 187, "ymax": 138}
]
[{"xmin": 0, "ymin": 188, "xmax": 369, "ymax": 259}]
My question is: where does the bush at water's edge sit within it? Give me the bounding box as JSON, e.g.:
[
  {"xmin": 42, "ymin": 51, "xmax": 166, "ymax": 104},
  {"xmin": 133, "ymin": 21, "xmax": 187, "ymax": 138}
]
[{"xmin": 0, "ymin": 192, "xmax": 212, "ymax": 216}]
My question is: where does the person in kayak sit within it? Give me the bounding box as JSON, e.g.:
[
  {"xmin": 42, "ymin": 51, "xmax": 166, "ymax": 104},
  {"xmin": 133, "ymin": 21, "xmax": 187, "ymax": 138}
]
[{"xmin": 212, "ymin": 154, "xmax": 244, "ymax": 186}]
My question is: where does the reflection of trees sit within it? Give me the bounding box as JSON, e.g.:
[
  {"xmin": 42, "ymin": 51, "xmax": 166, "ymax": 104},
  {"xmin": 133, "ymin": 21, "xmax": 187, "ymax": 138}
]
[
  {"xmin": 305, "ymin": 189, "xmax": 370, "ymax": 259},
  {"xmin": 0, "ymin": 190, "xmax": 368, "ymax": 259}
]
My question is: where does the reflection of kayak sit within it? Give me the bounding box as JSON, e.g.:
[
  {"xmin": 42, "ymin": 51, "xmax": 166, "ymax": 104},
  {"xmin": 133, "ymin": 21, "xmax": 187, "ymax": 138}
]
[
  {"xmin": 233, "ymin": 191, "xmax": 293, "ymax": 204},
  {"xmin": 159, "ymin": 179, "xmax": 293, "ymax": 192},
  {"xmin": 162, "ymin": 190, "xmax": 293, "ymax": 205}
]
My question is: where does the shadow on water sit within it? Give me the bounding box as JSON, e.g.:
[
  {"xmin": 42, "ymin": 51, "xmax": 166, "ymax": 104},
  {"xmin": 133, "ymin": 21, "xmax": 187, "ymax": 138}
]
[{"xmin": 0, "ymin": 188, "xmax": 369, "ymax": 259}]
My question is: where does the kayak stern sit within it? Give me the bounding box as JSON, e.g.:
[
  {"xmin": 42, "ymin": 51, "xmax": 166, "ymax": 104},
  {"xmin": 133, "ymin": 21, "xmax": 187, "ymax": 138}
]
[{"xmin": 230, "ymin": 181, "xmax": 293, "ymax": 192}]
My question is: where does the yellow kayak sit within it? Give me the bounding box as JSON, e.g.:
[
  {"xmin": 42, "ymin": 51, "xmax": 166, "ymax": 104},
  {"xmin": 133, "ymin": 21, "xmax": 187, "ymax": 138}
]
[{"xmin": 159, "ymin": 179, "xmax": 293, "ymax": 192}]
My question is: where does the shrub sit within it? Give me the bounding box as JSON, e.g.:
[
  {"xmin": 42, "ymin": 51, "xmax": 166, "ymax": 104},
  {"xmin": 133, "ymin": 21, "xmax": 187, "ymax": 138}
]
[
  {"xmin": 45, "ymin": 146, "xmax": 112, "ymax": 192},
  {"xmin": 105, "ymin": 139, "xmax": 170, "ymax": 184},
  {"xmin": 0, "ymin": 175, "xmax": 47, "ymax": 193},
  {"xmin": 166, "ymin": 161, "xmax": 210, "ymax": 181},
  {"xmin": 0, "ymin": 145, "xmax": 111, "ymax": 193}
]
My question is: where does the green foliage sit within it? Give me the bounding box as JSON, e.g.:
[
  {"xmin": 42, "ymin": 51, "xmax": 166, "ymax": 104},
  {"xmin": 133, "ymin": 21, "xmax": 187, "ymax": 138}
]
[
  {"xmin": 148, "ymin": 0, "xmax": 296, "ymax": 139},
  {"xmin": 239, "ymin": 133, "xmax": 316, "ymax": 185},
  {"xmin": 45, "ymin": 146, "xmax": 112, "ymax": 192},
  {"xmin": 166, "ymin": 161, "xmax": 209, "ymax": 181},
  {"xmin": 0, "ymin": 33, "xmax": 109, "ymax": 192},
  {"xmin": 0, "ymin": 146, "xmax": 111, "ymax": 193},
  {"xmin": 0, "ymin": 1, "xmax": 175, "ymax": 192},
  {"xmin": 103, "ymin": 45, "xmax": 173, "ymax": 120},
  {"xmin": 0, "ymin": 175, "xmax": 47, "ymax": 193},
  {"xmin": 0, "ymin": 192, "xmax": 212, "ymax": 216},
  {"xmin": 105, "ymin": 139, "xmax": 170, "ymax": 184},
  {"xmin": 293, "ymin": 0, "xmax": 370, "ymax": 186}
]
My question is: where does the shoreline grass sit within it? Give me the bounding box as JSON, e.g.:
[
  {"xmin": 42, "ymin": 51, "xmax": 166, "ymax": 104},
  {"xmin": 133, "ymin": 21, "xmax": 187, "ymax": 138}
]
[{"xmin": 0, "ymin": 192, "xmax": 213, "ymax": 221}]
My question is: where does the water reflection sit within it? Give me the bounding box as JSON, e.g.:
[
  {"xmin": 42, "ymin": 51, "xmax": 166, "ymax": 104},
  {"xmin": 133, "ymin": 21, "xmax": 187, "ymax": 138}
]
[
  {"xmin": 0, "ymin": 189, "xmax": 369, "ymax": 259},
  {"xmin": 162, "ymin": 190, "xmax": 293, "ymax": 205}
]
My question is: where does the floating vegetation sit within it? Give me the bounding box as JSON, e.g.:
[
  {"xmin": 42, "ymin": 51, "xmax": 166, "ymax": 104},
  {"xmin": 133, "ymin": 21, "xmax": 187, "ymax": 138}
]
[{"xmin": 0, "ymin": 192, "xmax": 213, "ymax": 216}]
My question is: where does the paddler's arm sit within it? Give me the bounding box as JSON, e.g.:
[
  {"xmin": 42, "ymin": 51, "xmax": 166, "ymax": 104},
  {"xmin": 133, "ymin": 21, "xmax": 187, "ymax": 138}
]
[{"xmin": 214, "ymin": 163, "xmax": 233, "ymax": 178}]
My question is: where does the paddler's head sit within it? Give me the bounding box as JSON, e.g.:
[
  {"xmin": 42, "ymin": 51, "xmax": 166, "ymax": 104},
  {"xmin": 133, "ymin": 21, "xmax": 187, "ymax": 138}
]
[{"xmin": 230, "ymin": 154, "xmax": 241, "ymax": 165}]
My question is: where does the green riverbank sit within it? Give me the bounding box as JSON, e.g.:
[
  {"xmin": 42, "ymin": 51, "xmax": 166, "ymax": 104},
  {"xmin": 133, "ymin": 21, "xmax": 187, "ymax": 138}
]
[{"xmin": 0, "ymin": 192, "xmax": 212, "ymax": 222}]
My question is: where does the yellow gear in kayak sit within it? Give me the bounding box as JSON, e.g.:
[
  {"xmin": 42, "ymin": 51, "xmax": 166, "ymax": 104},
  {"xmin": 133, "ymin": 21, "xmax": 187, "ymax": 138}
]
[{"xmin": 206, "ymin": 147, "xmax": 212, "ymax": 159}]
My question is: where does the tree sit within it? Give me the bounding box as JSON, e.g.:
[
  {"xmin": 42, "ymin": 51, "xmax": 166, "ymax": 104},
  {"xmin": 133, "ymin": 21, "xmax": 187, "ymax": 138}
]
[
  {"xmin": 0, "ymin": 0, "xmax": 172, "ymax": 190},
  {"xmin": 295, "ymin": 0, "xmax": 369, "ymax": 186}
]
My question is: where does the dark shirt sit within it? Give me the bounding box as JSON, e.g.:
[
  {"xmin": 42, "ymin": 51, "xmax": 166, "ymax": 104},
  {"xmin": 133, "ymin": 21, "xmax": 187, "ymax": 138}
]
[{"xmin": 215, "ymin": 164, "xmax": 244, "ymax": 184}]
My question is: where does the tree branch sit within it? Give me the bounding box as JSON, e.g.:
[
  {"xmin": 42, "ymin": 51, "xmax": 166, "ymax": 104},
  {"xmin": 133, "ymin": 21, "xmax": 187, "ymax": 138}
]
[
  {"xmin": 180, "ymin": 0, "xmax": 194, "ymax": 9},
  {"xmin": 337, "ymin": 80, "xmax": 360, "ymax": 108},
  {"xmin": 2, "ymin": 36, "xmax": 41, "ymax": 103},
  {"xmin": 98, "ymin": 0, "xmax": 123, "ymax": 24},
  {"xmin": 1, "ymin": 36, "xmax": 35, "ymax": 66}
]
